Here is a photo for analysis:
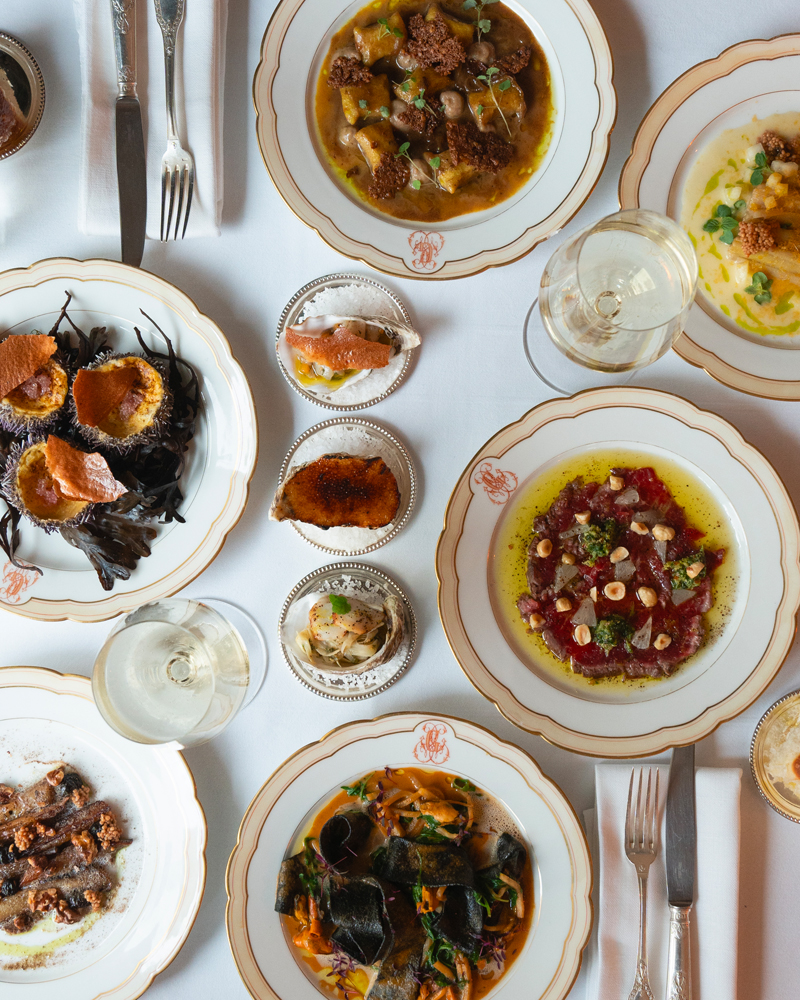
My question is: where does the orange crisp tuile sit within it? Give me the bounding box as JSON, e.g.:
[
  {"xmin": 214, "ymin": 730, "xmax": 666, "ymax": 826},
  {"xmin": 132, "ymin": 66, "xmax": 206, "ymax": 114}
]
[
  {"xmin": 44, "ymin": 436, "xmax": 127, "ymax": 504},
  {"xmin": 286, "ymin": 324, "xmax": 392, "ymax": 371},
  {"xmin": 0, "ymin": 335, "xmax": 58, "ymax": 402},
  {"xmin": 72, "ymin": 367, "xmax": 139, "ymax": 427}
]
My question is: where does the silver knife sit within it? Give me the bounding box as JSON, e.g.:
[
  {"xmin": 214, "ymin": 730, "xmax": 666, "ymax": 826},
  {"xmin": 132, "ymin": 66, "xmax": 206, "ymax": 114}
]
[
  {"xmin": 111, "ymin": 0, "xmax": 147, "ymax": 267},
  {"xmin": 665, "ymin": 744, "xmax": 696, "ymax": 1000}
]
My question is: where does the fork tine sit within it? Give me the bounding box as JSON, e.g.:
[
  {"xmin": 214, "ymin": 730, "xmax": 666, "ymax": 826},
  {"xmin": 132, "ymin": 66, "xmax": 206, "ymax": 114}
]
[
  {"xmin": 636, "ymin": 768, "xmax": 645, "ymax": 849},
  {"xmin": 165, "ymin": 169, "xmax": 177, "ymax": 243},
  {"xmin": 650, "ymin": 768, "xmax": 660, "ymax": 849},
  {"xmin": 644, "ymin": 768, "xmax": 653, "ymax": 849},
  {"xmin": 160, "ymin": 168, "xmax": 168, "ymax": 242},
  {"xmin": 625, "ymin": 768, "xmax": 635, "ymax": 849},
  {"xmin": 180, "ymin": 168, "xmax": 194, "ymax": 239},
  {"xmin": 173, "ymin": 167, "xmax": 186, "ymax": 241}
]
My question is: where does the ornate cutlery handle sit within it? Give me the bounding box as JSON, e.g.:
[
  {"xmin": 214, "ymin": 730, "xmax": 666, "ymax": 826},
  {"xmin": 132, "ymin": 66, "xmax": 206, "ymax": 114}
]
[
  {"xmin": 666, "ymin": 905, "xmax": 692, "ymax": 1000},
  {"xmin": 153, "ymin": 0, "xmax": 186, "ymax": 141},
  {"xmin": 110, "ymin": 0, "xmax": 138, "ymax": 98}
]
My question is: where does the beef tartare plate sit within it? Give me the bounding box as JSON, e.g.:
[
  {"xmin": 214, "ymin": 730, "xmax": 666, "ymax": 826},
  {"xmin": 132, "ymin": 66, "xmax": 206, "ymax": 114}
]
[{"xmin": 515, "ymin": 467, "xmax": 725, "ymax": 679}]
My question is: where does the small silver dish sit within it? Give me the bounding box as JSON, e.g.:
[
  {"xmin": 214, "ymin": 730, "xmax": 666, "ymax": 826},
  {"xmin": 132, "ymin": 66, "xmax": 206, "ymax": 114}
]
[
  {"xmin": 279, "ymin": 562, "xmax": 417, "ymax": 700},
  {"xmin": 750, "ymin": 688, "xmax": 800, "ymax": 823},
  {"xmin": 0, "ymin": 32, "xmax": 45, "ymax": 160},
  {"xmin": 275, "ymin": 273, "xmax": 415, "ymax": 411},
  {"xmin": 275, "ymin": 417, "xmax": 416, "ymax": 556}
]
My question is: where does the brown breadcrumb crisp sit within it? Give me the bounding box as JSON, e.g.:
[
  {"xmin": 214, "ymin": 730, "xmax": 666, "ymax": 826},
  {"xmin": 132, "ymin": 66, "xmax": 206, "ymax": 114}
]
[
  {"xmin": 14, "ymin": 825, "xmax": 35, "ymax": 851},
  {"xmin": 12, "ymin": 913, "xmax": 33, "ymax": 931},
  {"xmin": 36, "ymin": 821, "xmax": 55, "ymax": 838},
  {"xmin": 396, "ymin": 104, "xmax": 440, "ymax": 136},
  {"xmin": 28, "ymin": 888, "xmax": 59, "ymax": 913},
  {"xmin": 406, "ymin": 12, "xmax": 465, "ymax": 74},
  {"xmin": 738, "ymin": 218, "xmax": 779, "ymax": 256},
  {"xmin": 71, "ymin": 830, "xmax": 99, "ymax": 865},
  {"xmin": 757, "ymin": 130, "xmax": 800, "ymax": 163},
  {"xmin": 368, "ymin": 153, "xmax": 411, "ymax": 199},
  {"xmin": 327, "ymin": 56, "xmax": 373, "ymax": 89},
  {"xmin": 446, "ymin": 120, "xmax": 514, "ymax": 173},
  {"xmin": 0, "ymin": 784, "xmax": 13, "ymax": 803},
  {"xmin": 45, "ymin": 767, "xmax": 64, "ymax": 786},
  {"xmin": 96, "ymin": 811, "xmax": 122, "ymax": 852},
  {"xmin": 84, "ymin": 889, "xmax": 104, "ymax": 913},
  {"xmin": 71, "ymin": 784, "xmax": 91, "ymax": 808},
  {"xmin": 496, "ymin": 45, "xmax": 532, "ymax": 75},
  {"xmin": 54, "ymin": 899, "xmax": 81, "ymax": 924}
]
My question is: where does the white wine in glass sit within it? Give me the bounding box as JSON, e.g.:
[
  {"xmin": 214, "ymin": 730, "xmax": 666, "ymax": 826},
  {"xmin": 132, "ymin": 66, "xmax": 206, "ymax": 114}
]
[
  {"xmin": 92, "ymin": 599, "xmax": 250, "ymax": 746},
  {"xmin": 537, "ymin": 208, "xmax": 698, "ymax": 377}
]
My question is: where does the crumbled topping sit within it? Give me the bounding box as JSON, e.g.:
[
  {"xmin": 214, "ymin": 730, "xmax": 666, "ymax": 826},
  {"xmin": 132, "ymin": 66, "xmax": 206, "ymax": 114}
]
[
  {"xmin": 28, "ymin": 888, "xmax": 59, "ymax": 913},
  {"xmin": 27, "ymin": 854, "xmax": 46, "ymax": 873},
  {"xmin": 12, "ymin": 913, "xmax": 33, "ymax": 932},
  {"xmin": 35, "ymin": 821, "xmax": 55, "ymax": 838},
  {"xmin": 368, "ymin": 153, "xmax": 410, "ymax": 199},
  {"xmin": 14, "ymin": 825, "xmax": 35, "ymax": 851},
  {"xmin": 84, "ymin": 889, "xmax": 104, "ymax": 913},
  {"xmin": 71, "ymin": 784, "xmax": 91, "ymax": 808},
  {"xmin": 327, "ymin": 56, "xmax": 373, "ymax": 89},
  {"xmin": 446, "ymin": 120, "xmax": 514, "ymax": 173},
  {"xmin": 54, "ymin": 899, "xmax": 81, "ymax": 924},
  {"xmin": 71, "ymin": 830, "xmax": 98, "ymax": 865},
  {"xmin": 396, "ymin": 104, "xmax": 440, "ymax": 135},
  {"xmin": 496, "ymin": 45, "xmax": 531, "ymax": 75},
  {"xmin": 758, "ymin": 130, "xmax": 800, "ymax": 164},
  {"xmin": 96, "ymin": 811, "xmax": 122, "ymax": 852},
  {"xmin": 45, "ymin": 767, "xmax": 64, "ymax": 786},
  {"xmin": 738, "ymin": 218, "xmax": 779, "ymax": 256},
  {"xmin": 406, "ymin": 12, "xmax": 465, "ymax": 74},
  {"xmin": 0, "ymin": 784, "xmax": 14, "ymax": 804}
]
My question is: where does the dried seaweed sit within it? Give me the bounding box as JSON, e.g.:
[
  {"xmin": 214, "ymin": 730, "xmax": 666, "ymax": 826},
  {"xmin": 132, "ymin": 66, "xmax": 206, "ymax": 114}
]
[{"xmin": 0, "ymin": 295, "xmax": 200, "ymax": 590}]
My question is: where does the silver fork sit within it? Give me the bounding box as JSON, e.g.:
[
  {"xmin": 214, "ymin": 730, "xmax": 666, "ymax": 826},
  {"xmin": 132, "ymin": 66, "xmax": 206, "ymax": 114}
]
[
  {"xmin": 154, "ymin": 0, "xmax": 194, "ymax": 240},
  {"xmin": 624, "ymin": 767, "xmax": 660, "ymax": 1000}
]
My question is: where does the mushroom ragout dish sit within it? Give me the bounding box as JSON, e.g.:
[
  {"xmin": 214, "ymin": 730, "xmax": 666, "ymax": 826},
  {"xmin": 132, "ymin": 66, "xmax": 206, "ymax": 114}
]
[
  {"xmin": 276, "ymin": 767, "xmax": 532, "ymax": 1000},
  {"xmin": 516, "ymin": 467, "xmax": 725, "ymax": 680},
  {"xmin": 315, "ymin": 0, "xmax": 554, "ymax": 223}
]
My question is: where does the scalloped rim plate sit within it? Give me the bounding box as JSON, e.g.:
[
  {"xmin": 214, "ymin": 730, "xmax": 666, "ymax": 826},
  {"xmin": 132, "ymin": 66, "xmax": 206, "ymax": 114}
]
[
  {"xmin": 253, "ymin": 0, "xmax": 615, "ymax": 278},
  {"xmin": 226, "ymin": 712, "xmax": 592, "ymax": 1000},
  {"xmin": 0, "ymin": 258, "xmax": 258, "ymax": 622},
  {"xmin": 436, "ymin": 387, "xmax": 800, "ymax": 757}
]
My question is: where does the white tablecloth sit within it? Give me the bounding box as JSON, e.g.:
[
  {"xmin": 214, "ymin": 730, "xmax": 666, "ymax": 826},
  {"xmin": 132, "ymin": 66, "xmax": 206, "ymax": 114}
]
[{"xmin": 0, "ymin": 1, "xmax": 797, "ymax": 997}]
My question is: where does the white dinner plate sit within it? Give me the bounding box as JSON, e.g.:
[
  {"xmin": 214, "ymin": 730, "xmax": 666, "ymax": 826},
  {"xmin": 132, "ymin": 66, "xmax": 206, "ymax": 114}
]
[
  {"xmin": 253, "ymin": 0, "xmax": 615, "ymax": 278},
  {"xmin": 0, "ymin": 258, "xmax": 258, "ymax": 622},
  {"xmin": 436, "ymin": 387, "xmax": 800, "ymax": 757},
  {"xmin": 226, "ymin": 712, "xmax": 591, "ymax": 1000},
  {"xmin": 619, "ymin": 34, "xmax": 800, "ymax": 399},
  {"xmin": 0, "ymin": 666, "xmax": 206, "ymax": 998}
]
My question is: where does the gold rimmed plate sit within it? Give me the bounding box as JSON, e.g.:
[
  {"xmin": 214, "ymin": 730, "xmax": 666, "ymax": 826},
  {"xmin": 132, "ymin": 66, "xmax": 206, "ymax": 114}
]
[
  {"xmin": 436, "ymin": 387, "xmax": 800, "ymax": 757},
  {"xmin": 0, "ymin": 33, "xmax": 45, "ymax": 160},
  {"xmin": 0, "ymin": 258, "xmax": 258, "ymax": 622},
  {"xmin": 619, "ymin": 34, "xmax": 800, "ymax": 399},
  {"xmin": 226, "ymin": 712, "xmax": 592, "ymax": 1000}
]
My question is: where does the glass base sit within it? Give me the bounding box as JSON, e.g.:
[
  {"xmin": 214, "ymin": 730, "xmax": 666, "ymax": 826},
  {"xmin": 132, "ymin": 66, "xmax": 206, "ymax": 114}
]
[
  {"xmin": 197, "ymin": 598, "xmax": 268, "ymax": 709},
  {"xmin": 523, "ymin": 298, "xmax": 639, "ymax": 396}
]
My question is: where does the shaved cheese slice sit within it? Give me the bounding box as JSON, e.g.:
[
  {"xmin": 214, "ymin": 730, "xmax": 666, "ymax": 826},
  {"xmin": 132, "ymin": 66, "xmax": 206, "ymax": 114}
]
[
  {"xmin": 73, "ymin": 367, "xmax": 139, "ymax": 427},
  {"xmin": 45, "ymin": 436, "xmax": 127, "ymax": 503},
  {"xmin": 0, "ymin": 335, "xmax": 57, "ymax": 401}
]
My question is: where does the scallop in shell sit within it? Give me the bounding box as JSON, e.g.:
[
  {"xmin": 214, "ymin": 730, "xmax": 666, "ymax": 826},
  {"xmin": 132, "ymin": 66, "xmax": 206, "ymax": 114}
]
[{"xmin": 277, "ymin": 314, "xmax": 421, "ymax": 397}]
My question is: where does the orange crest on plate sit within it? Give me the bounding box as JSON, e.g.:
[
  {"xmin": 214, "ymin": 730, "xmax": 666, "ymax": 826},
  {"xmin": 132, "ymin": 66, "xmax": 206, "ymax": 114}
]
[
  {"xmin": 474, "ymin": 461, "xmax": 518, "ymax": 504},
  {"xmin": 413, "ymin": 721, "xmax": 450, "ymax": 764},
  {"xmin": 408, "ymin": 231, "xmax": 445, "ymax": 272},
  {"xmin": 0, "ymin": 561, "xmax": 39, "ymax": 604}
]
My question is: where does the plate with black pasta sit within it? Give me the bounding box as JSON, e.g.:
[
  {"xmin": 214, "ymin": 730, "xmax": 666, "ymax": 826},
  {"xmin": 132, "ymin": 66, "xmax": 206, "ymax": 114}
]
[
  {"xmin": 226, "ymin": 713, "xmax": 591, "ymax": 1000},
  {"xmin": 0, "ymin": 258, "xmax": 257, "ymax": 622}
]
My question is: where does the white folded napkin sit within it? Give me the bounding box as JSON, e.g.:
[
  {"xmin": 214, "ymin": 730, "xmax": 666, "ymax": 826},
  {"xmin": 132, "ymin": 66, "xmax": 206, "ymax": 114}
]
[
  {"xmin": 73, "ymin": 0, "xmax": 227, "ymax": 240},
  {"xmin": 585, "ymin": 763, "xmax": 741, "ymax": 1000}
]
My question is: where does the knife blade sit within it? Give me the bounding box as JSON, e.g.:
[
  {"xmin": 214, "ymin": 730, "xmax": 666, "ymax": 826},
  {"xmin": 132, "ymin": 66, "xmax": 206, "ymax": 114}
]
[
  {"xmin": 665, "ymin": 743, "xmax": 696, "ymax": 1000},
  {"xmin": 111, "ymin": 0, "xmax": 147, "ymax": 267}
]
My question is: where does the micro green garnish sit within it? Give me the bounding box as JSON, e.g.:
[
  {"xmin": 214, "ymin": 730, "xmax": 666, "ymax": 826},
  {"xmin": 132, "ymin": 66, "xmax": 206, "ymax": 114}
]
[
  {"xmin": 380, "ymin": 105, "xmax": 390, "ymax": 118},
  {"xmin": 476, "ymin": 66, "xmax": 512, "ymax": 137},
  {"xmin": 299, "ymin": 837, "xmax": 322, "ymax": 898},
  {"xmin": 744, "ymin": 270, "xmax": 773, "ymax": 304},
  {"xmin": 462, "ymin": 0, "xmax": 499, "ymax": 42},
  {"xmin": 476, "ymin": 104, "xmax": 484, "ymax": 115},
  {"xmin": 358, "ymin": 99, "xmax": 368, "ymax": 110},
  {"xmin": 702, "ymin": 202, "xmax": 739, "ymax": 246},
  {"xmin": 329, "ymin": 594, "xmax": 352, "ymax": 614},
  {"xmin": 341, "ymin": 773, "xmax": 373, "ymax": 800},
  {"xmin": 429, "ymin": 156, "xmax": 441, "ymax": 171},
  {"xmin": 750, "ymin": 150, "xmax": 769, "ymax": 186},
  {"xmin": 395, "ymin": 141, "xmax": 421, "ymax": 190},
  {"xmin": 452, "ymin": 777, "xmax": 477, "ymax": 792},
  {"xmin": 412, "ymin": 87, "xmax": 437, "ymax": 115},
  {"xmin": 377, "ymin": 16, "xmax": 403, "ymax": 39}
]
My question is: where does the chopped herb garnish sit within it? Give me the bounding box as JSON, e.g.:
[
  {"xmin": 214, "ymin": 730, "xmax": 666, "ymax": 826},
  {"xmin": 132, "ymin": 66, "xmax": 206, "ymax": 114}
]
[
  {"xmin": 341, "ymin": 773, "xmax": 373, "ymax": 801},
  {"xmin": 452, "ymin": 777, "xmax": 477, "ymax": 792},
  {"xmin": 580, "ymin": 518, "xmax": 618, "ymax": 565},
  {"xmin": 665, "ymin": 552, "xmax": 705, "ymax": 590},
  {"xmin": 592, "ymin": 615, "xmax": 633, "ymax": 653}
]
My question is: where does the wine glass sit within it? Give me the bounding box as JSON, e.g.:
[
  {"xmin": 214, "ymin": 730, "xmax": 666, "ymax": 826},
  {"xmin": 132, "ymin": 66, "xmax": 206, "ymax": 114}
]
[
  {"xmin": 523, "ymin": 208, "xmax": 698, "ymax": 394},
  {"xmin": 92, "ymin": 598, "xmax": 267, "ymax": 747}
]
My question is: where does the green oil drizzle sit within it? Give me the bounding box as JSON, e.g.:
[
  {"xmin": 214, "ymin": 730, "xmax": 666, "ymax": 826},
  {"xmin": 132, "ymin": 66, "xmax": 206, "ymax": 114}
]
[
  {"xmin": 775, "ymin": 291, "xmax": 795, "ymax": 315},
  {"xmin": 728, "ymin": 158, "xmax": 737, "ymax": 169},
  {"xmin": 704, "ymin": 169, "xmax": 724, "ymax": 195},
  {"xmin": 733, "ymin": 292, "xmax": 800, "ymax": 335},
  {"xmin": 708, "ymin": 243, "xmax": 722, "ymax": 260},
  {"xmin": 721, "ymin": 304, "xmax": 731, "ymax": 316},
  {"xmin": 720, "ymin": 265, "xmax": 730, "ymax": 282}
]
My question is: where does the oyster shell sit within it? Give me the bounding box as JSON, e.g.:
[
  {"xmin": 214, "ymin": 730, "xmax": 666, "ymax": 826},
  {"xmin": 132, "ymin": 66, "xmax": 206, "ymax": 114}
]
[
  {"xmin": 277, "ymin": 314, "xmax": 421, "ymax": 397},
  {"xmin": 285, "ymin": 592, "xmax": 405, "ymax": 675}
]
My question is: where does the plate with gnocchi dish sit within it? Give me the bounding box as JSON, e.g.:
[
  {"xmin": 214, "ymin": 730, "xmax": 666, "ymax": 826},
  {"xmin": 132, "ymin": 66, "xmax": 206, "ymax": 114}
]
[
  {"xmin": 436, "ymin": 387, "xmax": 800, "ymax": 757},
  {"xmin": 620, "ymin": 33, "xmax": 800, "ymax": 398},
  {"xmin": 254, "ymin": 0, "xmax": 614, "ymax": 278}
]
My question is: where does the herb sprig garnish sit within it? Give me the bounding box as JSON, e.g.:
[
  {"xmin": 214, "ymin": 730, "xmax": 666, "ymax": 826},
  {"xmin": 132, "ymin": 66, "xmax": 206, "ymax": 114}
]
[
  {"xmin": 395, "ymin": 142, "xmax": 421, "ymax": 190},
  {"xmin": 329, "ymin": 593, "xmax": 352, "ymax": 615},
  {"xmin": 702, "ymin": 202, "xmax": 744, "ymax": 246},
  {"xmin": 744, "ymin": 270, "xmax": 773, "ymax": 305},
  {"xmin": 341, "ymin": 773, "xmax": 373, "ymax": 800},
  {"xmin": 750, "ymin": 149, "xmax": 769, "ymax": 187},
  {"xmin": 462, "ymin": 0, "xmax": 500, "ymax": 42},
  {"xmin": 476, "ymin": 67, "xmax": 512, "ymax": 137},
  {"xmin": 377, "ymin": 16, "xmax": 403, "ymax": 40}
]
